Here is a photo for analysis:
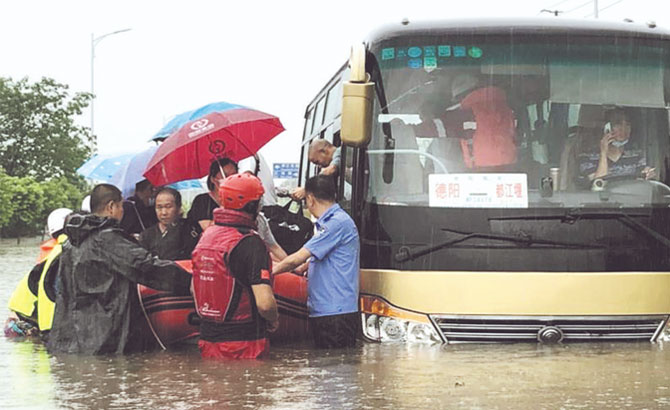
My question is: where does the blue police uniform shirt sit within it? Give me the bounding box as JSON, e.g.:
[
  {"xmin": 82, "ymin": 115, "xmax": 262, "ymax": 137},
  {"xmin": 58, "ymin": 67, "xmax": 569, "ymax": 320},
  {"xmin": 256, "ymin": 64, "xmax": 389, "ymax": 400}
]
[{"xmin": 303, "ymin": 203, "xmax": 360, "ymax": 317}]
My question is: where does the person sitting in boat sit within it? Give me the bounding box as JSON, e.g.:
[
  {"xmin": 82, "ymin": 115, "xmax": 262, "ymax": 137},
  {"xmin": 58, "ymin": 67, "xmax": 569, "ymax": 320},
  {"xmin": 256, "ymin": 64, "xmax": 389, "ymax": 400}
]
[
  {"xmin": 192, "ymin": 173, "xmax": 279, "ymax": 359},
  {"xmin": 188, "ymin": 158, "xmax": 287, "ymax": 261},
  {"xmin": 120, "ymin": 179, "xmax": 158, "ymax": 237},
  {"xmin": 47, "ymin": 184, "xmax": 191, "ymax": 355},
  {"xmin": 139, "ymin": 187, "xmax": 200, "ymax": 261},
  {"xmin": 5, "ymin": 208, "xmax": 72, "ymax": 338}
]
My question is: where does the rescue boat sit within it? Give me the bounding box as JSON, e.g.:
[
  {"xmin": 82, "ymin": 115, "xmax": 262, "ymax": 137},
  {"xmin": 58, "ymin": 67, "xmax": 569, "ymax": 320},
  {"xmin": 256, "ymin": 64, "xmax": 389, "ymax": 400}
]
[{"xmin": 138, "ymin": 260, "xmax": 309, "ymax": 347}]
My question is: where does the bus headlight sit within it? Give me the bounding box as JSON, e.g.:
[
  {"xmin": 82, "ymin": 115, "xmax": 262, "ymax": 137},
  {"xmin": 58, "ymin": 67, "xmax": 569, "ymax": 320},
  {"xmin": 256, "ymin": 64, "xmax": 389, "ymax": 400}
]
[{"xmin": 361, "ymin": 295, "xmax": 442, "ymax": 344}]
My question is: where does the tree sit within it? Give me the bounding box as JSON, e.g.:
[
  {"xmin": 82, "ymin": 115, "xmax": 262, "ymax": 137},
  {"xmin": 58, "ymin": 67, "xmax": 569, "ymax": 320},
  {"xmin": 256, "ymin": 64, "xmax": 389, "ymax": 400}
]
[
  {"xmin": 4, "ymin": 176, "xmax": 46, "ymax": 240},
  {"xmin": 0, "ymin": 169, "xmax": 16, "ymax": 228},
  {"xmin": 0, "ymin": 77, "xmax": 95, "ymax": 182}
]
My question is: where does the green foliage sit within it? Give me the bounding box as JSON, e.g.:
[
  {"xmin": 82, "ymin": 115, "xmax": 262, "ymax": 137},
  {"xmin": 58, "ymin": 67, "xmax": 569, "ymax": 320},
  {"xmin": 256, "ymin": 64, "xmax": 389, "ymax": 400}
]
[
  {"xmin": 0, "ymin": 77, "xmax": 93, "ymax": 237},
  {"xmin": 4, "ymin": 176, "xmax": 46, "ymax": 238},
  {"xmin": 0, "ymin": 77, "xmax": 95, "ymax": 182},
  {"xmin": 0, "ymin": 170, "xmax": 86, "ymax": 238},
  {"xmin": 0, "ymin": 169, "xmax": 16, "ymax": 227}
]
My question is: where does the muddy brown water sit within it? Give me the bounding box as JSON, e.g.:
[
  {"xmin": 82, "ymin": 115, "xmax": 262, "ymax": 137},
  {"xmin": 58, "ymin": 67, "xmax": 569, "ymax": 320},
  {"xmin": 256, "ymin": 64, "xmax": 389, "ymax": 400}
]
[{"xmin": 2, "ymin": 237, "xmax": 670, "ymax": 409}]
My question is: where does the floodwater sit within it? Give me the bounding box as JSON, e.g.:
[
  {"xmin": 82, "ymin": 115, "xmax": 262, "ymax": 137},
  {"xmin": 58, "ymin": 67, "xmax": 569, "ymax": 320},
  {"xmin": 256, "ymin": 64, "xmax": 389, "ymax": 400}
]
[{"xmin": 2, "ymin": 238, "xmax": 670, "ymax": 409}]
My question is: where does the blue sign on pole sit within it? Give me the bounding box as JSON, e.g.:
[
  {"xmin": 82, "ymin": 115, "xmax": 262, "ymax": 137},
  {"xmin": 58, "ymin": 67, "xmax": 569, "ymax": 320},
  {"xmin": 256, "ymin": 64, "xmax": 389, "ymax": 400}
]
[{"xmin": 272, "ymin": 163, "xmax": 299, "ymax": 179}]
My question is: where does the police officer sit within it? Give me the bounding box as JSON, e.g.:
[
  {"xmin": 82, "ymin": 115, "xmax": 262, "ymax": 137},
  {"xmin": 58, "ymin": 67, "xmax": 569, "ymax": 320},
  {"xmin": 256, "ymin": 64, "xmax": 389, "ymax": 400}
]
[{"xmin": 273, "ymin": 175, "xmax": 360, "ymax": 348}]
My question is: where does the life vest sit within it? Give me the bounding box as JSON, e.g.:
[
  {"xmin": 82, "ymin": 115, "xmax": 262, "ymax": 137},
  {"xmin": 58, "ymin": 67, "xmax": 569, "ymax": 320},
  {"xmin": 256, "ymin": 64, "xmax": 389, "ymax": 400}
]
[
  {"xmin": 7, "ymin": 234, "xmax": 65, "ymax": 329},
  {"xmin": 36, "ymin": 238, "xmax": 57, "ymax": 263},
  {"xmin": 36, "ymin": 234, "xmax": 66, "ymax": 331},
  {"xmin": 7, "ymin": 273, "xmax": 37, "ymax": 319},
  {"xmin": 459, "ymin": 86, "xmax": 517, "ymax": 168},
  {"xmin": 192, "ymin": 208, "xmax": 259, "ymax": 324}
]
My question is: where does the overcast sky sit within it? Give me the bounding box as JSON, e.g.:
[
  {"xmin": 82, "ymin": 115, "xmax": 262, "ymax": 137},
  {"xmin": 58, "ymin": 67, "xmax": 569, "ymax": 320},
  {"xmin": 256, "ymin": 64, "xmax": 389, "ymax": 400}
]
[{"xmin": 2, "ymin": 0, "xmax": 669, "ymax": 167}]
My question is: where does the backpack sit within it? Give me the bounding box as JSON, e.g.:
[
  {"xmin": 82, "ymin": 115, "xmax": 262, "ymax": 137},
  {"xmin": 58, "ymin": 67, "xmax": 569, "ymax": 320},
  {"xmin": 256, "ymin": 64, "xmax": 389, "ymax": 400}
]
[{"xmin": 262, "ymin": 201, "xmax": 314, "ymax": 254}]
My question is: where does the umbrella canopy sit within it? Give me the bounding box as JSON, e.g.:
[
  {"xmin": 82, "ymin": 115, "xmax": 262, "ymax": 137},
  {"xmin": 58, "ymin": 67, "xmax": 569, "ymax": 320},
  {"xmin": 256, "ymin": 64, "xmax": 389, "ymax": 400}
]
[
  {"xmin": 110, "ymin": 145, "xmax": 203, "ymax": 198},
  {"xmin": 77, "ymin": 153, "xmax": 135, "ymax": 181},
  {"xmin": 143, "ymin": 103, "xmax": 284, "ymax": 186},
  {"xmin": 150, "ymin": 102, "xmax": 245, "ymax": 141}
]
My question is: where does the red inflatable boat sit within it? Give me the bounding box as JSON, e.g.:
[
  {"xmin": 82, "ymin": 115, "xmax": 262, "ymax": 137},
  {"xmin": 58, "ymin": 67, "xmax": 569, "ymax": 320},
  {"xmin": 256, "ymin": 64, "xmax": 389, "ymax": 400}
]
[{"xmin": 138, "ymin": 260, "xmax": 309, "ymax": 347}]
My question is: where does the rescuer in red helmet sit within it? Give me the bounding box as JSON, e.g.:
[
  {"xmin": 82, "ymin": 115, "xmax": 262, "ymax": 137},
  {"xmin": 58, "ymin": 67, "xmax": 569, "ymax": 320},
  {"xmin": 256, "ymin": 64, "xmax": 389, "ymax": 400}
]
[{"xmin": 192, "ymin": 173, "xmax": 279, "ymax": 359}]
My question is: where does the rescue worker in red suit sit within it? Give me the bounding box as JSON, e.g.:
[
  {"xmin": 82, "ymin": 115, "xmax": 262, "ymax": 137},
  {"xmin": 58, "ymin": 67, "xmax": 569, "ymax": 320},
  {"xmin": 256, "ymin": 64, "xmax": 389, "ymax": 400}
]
[
  {"xmin": 444, "ymin": 73, "xmax": 517, "ymax": 169},
  {"xmin": 192, "ymin": 173, "xmax": 279, "ymax": 359}
]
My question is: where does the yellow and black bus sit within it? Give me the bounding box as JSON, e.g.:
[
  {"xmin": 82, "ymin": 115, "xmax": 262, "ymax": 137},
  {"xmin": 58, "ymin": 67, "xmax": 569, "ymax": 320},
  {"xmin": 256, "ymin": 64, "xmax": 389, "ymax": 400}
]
[{"xmin": 298, "ymin": 18, "xmax": 670, "ymax": 344}]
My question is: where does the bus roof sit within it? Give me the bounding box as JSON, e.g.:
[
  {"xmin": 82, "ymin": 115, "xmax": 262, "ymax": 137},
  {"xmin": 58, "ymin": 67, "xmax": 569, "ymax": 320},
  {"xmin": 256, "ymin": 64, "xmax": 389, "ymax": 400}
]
[{"xmin": 365, "ymin": 17, "xmax": 670, "ymax": 45}]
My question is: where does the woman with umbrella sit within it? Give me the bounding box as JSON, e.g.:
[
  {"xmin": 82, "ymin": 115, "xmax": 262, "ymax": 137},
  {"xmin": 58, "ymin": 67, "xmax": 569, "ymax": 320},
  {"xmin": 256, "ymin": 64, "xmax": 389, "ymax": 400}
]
[{"xmin": 188, "ymin": 158, "xmax": 287, "ymax": 261}]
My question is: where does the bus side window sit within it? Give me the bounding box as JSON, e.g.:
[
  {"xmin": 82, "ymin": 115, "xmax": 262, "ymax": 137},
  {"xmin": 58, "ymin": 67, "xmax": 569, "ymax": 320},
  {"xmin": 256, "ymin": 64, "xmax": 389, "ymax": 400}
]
[
  {"xmin": 338, "ymin": 145, "xmax": 354, "ymax": 213},
  {"xmin": 299, "ymin": 142, "xmax": 311, "ymax": 188}
]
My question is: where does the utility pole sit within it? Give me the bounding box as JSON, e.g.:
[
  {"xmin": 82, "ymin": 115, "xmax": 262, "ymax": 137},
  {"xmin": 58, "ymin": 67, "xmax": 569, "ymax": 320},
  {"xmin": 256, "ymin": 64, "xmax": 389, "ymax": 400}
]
[
  {"xmin": 593, "ymin": 0, "xmax": 599, "ymax": 18},
  {"xmin": 90, "ymin": 28, "xmax": 131, "ymax": 137}
]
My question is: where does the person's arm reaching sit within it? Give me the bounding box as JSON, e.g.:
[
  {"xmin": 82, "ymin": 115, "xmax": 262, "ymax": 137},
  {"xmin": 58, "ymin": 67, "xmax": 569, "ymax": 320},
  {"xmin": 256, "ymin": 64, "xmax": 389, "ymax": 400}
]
[
  {"xmin": 272, "ymin": 247, "xmax": 312, "ymax": 275},
  {"xmin": 101, "ymin": 230, "xmax": 191, "ymax": 294}
]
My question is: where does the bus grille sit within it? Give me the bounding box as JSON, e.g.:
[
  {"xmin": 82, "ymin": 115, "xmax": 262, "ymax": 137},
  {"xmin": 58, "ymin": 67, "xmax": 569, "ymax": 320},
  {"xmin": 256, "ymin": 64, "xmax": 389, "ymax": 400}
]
[{"xmin": 429, "ymin": 315, "xmax": 668, "ymax": 343}]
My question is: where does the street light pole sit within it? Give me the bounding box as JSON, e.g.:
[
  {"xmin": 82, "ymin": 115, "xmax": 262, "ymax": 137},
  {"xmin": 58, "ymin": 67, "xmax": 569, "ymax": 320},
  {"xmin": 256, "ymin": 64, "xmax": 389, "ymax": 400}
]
[{"xmin": 90, "ymin": 28, "xmax": 131, "ymax": 137}]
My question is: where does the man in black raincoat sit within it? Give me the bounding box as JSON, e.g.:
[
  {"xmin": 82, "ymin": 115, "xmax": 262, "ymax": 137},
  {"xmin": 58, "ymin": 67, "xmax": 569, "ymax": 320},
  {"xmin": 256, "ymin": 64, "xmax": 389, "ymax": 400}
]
[{"xmin": 47, "ymin": 184, "xmax": 192, "ymax": 355}]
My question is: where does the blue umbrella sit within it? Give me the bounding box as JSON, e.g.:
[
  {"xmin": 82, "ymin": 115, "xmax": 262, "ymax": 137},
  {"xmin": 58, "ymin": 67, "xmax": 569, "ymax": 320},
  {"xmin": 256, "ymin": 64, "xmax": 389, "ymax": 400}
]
[
  {"xmin": 150, "ymin": 101, "xmax": 245, "ymax": 141},
  {"xmin": 77, "ymin": 153, "xmax": 135, "ymax": 181},
  {"xmin": 109, "ymin": 145, "xmax": 203, "ymax": 198}
]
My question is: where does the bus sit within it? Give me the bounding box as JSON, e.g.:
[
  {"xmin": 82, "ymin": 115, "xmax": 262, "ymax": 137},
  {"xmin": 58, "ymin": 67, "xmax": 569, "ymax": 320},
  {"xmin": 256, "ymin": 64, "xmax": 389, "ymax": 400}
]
[{"xmin": 298, "ymin": 18, "xmax": 670, "ymax": 344}]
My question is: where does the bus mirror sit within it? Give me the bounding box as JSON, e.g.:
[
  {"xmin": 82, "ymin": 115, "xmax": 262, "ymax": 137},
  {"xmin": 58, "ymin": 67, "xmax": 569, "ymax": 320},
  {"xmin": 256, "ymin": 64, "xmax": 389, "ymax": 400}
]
[
  {"xmin": 341, "ymin": 81, "xmax": 374, "ymax": 147},
  {"xmin": 342, "ymin": 44, "xmax": 373, "ymax": 147}
]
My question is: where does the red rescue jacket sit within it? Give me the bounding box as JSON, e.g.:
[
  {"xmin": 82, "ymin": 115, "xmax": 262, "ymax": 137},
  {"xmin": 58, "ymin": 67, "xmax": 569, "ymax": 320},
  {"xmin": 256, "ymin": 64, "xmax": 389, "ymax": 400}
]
[{"xmin": 192, "ymin": 209, "xmax": 259, "ymax": 325}]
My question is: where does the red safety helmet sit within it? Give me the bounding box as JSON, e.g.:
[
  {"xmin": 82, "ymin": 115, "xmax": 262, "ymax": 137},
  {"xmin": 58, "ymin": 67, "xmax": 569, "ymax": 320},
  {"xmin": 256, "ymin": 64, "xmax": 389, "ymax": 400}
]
[{"xmin": 219, "ymin": 173, "xmax": 264, "ymax": 210}]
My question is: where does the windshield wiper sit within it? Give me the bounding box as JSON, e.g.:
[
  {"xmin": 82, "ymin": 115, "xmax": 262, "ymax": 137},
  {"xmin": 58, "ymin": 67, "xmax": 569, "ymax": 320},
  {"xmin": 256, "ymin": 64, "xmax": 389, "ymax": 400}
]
[
  {"xmin": 489, "ymin": 209, "xmax": 670, "ymax": 251},
  {"xmin": 394, "ymin": 228, "xmax": 605, "ymax": 263}
]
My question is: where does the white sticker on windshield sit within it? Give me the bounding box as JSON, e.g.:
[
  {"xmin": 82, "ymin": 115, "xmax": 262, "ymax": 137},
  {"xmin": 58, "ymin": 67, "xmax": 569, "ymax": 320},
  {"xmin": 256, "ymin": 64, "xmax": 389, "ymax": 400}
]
[{"xmin": 429, "ymin": 174, "xmax": 528, "ymax": 208}]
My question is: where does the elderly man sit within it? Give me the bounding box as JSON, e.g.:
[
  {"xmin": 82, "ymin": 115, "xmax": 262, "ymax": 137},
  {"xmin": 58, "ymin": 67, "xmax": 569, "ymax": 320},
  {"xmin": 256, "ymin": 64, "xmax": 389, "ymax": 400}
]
[
  {"xmin": 291, "ymin": 139, "xmax": 341, "ymax": 200},
  {"xmin": 139, "ymin": 187, "xmax": 200, "ymax": 261},
  {"xmin": 48, "ymin": 184, "xmax": 191, "ymax": 355},
  {"xmin": 274, "ymin": 175, "xmax": 359, "ymax": 348}
]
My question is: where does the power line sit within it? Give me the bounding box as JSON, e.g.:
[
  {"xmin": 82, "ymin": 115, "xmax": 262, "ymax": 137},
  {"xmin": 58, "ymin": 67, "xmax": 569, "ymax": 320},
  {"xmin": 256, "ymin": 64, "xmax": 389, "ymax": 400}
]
[
  {"xmin": 584, "ymin": 0, "xmax": 626, "ymax": 17},
  {"xmin": 547, "ymin": 0, "xmax": 572, "ymax": 8},
  {"xmin": 537, "ymin": 0, "xmax": 573, "ymax": 15},
  {"xmin": 599, "ymin": 0, "xmax": 626, "ymax": 13},
  {"xmin": 564, "ymin": 0, "xmax": 594, "ymax": 14}
]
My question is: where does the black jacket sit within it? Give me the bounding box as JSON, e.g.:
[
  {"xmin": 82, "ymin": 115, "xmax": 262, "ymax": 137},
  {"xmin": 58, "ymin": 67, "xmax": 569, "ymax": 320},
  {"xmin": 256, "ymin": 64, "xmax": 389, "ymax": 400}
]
[
  {"xmin": 47, "ymin": 213, "xmax": 191, "ymax": 355},
  {"xmin": 120, "ymin": 196, "xmax": 158, "ymax": 235},
  {"xmin": 139, "ymin": 218, "xmax": 201, "ymax": 261}
]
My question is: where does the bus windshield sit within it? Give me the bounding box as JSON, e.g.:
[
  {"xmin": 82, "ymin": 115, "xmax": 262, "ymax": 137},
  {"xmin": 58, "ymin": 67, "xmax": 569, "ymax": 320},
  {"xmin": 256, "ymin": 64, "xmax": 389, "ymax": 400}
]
[{"xmin": 367, "ymin": 36, "xmax": 670, "ymax": 209}]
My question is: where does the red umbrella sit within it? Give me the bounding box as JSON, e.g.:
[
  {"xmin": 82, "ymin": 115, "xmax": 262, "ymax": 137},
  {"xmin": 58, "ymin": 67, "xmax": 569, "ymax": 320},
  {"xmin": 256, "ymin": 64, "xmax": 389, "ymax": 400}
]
[{"xmin": 143, "ymin": 106, "xmax": 284, "ymax": 186}]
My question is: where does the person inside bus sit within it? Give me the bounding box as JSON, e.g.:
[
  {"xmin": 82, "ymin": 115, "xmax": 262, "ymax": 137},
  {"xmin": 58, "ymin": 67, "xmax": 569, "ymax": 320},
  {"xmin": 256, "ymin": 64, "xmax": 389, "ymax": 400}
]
[
  {"xmin": 441, "ymin": 72, "xmax": 517, "ymax": 170},
  {"xmin": 188, "ymin": 158, "xmax": 287, "ymax": 261},
  {"xmin": 139, "ymin": 187, "xmax": 200, "ymax": 261},
  {"xmin": 576, "ymin": 107, "xmax": 656, "ymax": 187},
  {"xmin": 290, "ymin": 139, "xmax": 341, "ymax": 200}
]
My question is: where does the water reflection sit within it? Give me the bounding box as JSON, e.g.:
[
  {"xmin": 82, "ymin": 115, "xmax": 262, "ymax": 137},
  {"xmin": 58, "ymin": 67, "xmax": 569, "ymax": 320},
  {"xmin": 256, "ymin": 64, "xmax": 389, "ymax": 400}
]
[{"xmin": 3, "ymin": 238, "xmax": 670, "ymax": 409}]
